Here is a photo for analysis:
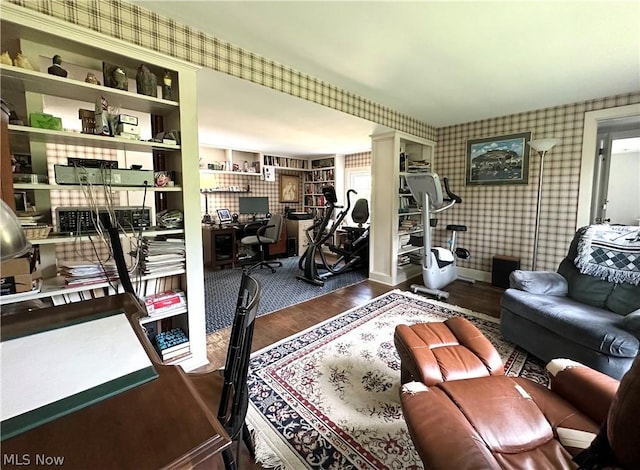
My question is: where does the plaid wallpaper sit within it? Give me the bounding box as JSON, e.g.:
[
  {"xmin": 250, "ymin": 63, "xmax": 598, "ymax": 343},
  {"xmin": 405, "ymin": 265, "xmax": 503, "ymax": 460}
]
[
  {"xmin": 7, "ymin": 1, "xmax": 639, "ymax": 278},
  {"xmin": 345, "ymin": 152, "xmax": 372, "ymax": 168},
  {"xmin": 8, "ymin": 0, "xmax": 436, "ymax": 140},
  {"xmin": 433, "ymin": 92, "xmax": 640, "ymax": 273}
]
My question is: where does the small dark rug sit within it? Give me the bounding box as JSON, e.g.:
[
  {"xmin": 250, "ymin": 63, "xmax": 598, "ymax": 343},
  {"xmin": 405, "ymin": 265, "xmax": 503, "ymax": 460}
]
[{"xmin": 204, "ymin": 256, "xmax": 368, "ymax": 333}]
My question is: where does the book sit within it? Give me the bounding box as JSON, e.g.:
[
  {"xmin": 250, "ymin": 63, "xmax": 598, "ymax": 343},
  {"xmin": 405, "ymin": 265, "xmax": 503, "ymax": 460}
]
[
  {"xmin": 163, "ymin": 351, "xmax": 193, "ymax": 364},
  {"xmin": 144, "ymin": 290, "xmax": 186, "ymax": 315},
  {"xmin": 154, "ymin": 327, "xmax": 189, "ymax": 352},
  {"xmin": 161, "ymin": 344, "xmax": 191, "ymax": 360}
]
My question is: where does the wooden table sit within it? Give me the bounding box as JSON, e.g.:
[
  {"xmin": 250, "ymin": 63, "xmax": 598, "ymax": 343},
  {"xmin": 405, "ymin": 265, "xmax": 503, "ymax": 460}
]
[{"xmin": 1, "ymin": 294, "xmax": 230, "ymax": 469}]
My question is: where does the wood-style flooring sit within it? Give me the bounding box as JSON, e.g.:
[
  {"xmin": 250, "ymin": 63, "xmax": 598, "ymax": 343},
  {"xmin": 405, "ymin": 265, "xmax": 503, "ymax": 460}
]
[{"xmin": 202, "ymin": 275, "xmax": 505, "ymax": 469}]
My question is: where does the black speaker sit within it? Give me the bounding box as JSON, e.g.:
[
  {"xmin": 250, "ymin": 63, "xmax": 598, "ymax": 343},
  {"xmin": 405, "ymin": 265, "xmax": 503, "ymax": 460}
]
[
  {"xmin": 287, "ymin": 237, "xmax": 297, "ymax": 257},
  {"xmin": 492, "ymin": 256, "xmax": 520, "ymax": 288}
]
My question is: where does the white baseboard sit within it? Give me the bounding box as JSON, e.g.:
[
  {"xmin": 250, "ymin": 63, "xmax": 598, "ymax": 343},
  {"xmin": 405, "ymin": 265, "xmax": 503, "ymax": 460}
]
[{"xmin": 458, "ymin": 267, "xmax": 491, "ymax": 283}]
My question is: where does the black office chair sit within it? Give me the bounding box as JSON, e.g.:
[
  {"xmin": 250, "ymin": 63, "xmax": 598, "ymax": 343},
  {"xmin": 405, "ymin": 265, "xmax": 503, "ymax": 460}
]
[
  {"xmin": 240, "ymin": 213, "xmax": 284, "ymax": 273},
  {"xmin": 187, "ymin": 270, "xmax": 261, "ymax": 470}
]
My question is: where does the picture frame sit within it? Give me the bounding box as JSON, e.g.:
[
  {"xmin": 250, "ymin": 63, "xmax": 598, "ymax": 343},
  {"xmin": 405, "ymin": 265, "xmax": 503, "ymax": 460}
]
[
  {"xmin": 279, "ymin": 174, "xmax": 300, "ymax": 203},
  {"xmin": 216, "ymin": 208, "xmax": 232, "ymax": 224},
  {"xmin": 465, "ymin": 132, "xmax": 531, "ymax": 185}
]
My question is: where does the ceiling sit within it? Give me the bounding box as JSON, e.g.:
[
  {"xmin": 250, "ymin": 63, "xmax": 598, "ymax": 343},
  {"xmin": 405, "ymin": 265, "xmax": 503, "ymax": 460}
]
[{"xmin": 131, "ymin": 1, "xmax": 640, "ymax": 156}]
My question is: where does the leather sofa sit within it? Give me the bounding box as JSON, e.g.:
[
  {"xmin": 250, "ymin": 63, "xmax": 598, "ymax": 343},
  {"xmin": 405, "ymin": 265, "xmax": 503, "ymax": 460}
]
[
  {"xmin": 500, "ymin": 226, "xmax": 640, "ymax": 379},
  {"xmin": 400, "ymin": 355, "xmax": 640, "ymax": 469}
]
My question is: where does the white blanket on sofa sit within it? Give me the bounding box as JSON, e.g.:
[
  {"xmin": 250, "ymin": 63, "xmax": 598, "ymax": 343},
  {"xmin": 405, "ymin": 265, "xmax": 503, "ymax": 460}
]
[{"xmin": 575, "ymin": 225, "xmax": 640, "ymax": 286}]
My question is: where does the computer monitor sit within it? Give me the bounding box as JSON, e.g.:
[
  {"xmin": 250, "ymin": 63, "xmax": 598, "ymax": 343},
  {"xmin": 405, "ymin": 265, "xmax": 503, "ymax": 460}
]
[{"xmin": 238, "ymin": 197, "xmax": 269, "ymax": 220}]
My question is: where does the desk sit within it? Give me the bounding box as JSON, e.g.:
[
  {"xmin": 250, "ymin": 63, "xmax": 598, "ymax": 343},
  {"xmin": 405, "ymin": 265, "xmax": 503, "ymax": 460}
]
[
  {"xmin": 1, "ymin": 294, "xmax": 230, "ymax": 469},
  {"xmin": 203, "ymin": 225, "xmax": 238, "ymax": 269},
  {"xmin": 203, "ymin": 221, "xmax": 288, "ymax": 268}
]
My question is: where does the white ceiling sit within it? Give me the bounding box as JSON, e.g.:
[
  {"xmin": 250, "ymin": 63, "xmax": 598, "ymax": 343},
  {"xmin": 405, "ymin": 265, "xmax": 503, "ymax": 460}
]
[{"xmin": 132, "ymin": 1, "xmax": 640, "ymax": 156}]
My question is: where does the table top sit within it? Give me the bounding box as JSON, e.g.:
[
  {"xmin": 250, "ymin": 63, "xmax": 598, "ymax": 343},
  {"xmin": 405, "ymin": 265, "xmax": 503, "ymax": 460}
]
[{"xmin": 1, "ymin": 294, "xmax": 230, "ymax": 469}]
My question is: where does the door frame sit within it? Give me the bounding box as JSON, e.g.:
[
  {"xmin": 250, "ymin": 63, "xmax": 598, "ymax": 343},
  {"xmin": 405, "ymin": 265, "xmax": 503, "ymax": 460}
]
[
  {"xmin": 592, "ymin": 128, "xmax": 640, "ymax": 224},
  {"xmin": 576, "ymin": 103, "xmax": 640, "ymax": 228}
]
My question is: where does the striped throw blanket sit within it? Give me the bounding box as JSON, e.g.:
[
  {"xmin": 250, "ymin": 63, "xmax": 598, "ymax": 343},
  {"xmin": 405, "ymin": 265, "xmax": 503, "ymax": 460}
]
[{"xmin": 575, "ymin": 225, "xmax": 640, "ymax": 286}]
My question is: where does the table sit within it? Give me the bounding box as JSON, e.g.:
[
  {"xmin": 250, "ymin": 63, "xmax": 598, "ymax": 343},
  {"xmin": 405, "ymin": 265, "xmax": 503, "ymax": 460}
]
[
  {"xmin": 203, "ymin": 225, "xmax": 238, "ymax": 269},
  {"xmin": 1, "ymin": 294, "xmax": 230, "ymax": 469}
]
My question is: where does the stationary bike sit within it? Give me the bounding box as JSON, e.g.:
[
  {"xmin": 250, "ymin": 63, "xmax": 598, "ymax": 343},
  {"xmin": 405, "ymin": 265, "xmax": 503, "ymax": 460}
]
[
  {"xmin": 405, "ymin": 172, "xmax": 471, "ymax": 299},
  {"xmin": 297, "ymin": 186, "xmax": 369, "ymax": 286}
]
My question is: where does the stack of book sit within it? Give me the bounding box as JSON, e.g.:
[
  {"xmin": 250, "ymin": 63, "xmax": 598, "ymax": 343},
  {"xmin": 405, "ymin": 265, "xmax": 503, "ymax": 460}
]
[
  {"xmin": 144, "ymin": 289, "xmax": 186, "ymax": 317},
  {"xmin": 154, "ymin": 327, "xmax": 191, "ymax": 363},
  {"xmin": 58, "ymin": 261, "xmax": 119, "ymax": 287},
  {"xmin": 140, "ymin": 237, "xmax": 185, "ymax": 275}
]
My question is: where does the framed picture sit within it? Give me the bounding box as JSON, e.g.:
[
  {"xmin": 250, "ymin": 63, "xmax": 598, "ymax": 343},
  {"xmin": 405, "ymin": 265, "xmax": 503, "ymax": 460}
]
[
  {"xmin": 216, "ymin": 208, "xmax": 232, "ymax": 224},
  {"xmin": 279, "ymin": 174, "xmax": 300, "ymax": 203},
  {"xmin": 466, "ymin": 132, "xmax": 531, "ymax": 185}
]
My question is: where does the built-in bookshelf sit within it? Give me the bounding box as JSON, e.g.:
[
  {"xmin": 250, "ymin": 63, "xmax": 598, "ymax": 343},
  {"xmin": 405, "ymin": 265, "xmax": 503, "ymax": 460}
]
[
  {"xmin": 302, "ymin": 155, "xmax": 344, "ymax": 218},
  {"xmin": 0, "ymin": 4, "xmax": 207, "ymax": 370},
  {"xmin": 370, "ymin": 130, "xmax": 435, "ymax": 286}
]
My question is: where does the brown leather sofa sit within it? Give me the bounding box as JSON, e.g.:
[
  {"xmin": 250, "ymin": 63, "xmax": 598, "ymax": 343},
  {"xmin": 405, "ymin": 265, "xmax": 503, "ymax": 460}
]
[{"xmin": 400, "ymin": 356, "xmax": 640, "ymax": 469}]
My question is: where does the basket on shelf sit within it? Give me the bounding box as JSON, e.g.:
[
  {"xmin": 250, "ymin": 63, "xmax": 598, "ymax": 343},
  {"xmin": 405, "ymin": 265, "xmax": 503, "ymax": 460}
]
[{"xmin": 22, "ymin": 224, "xmax": 52, "ymax": 240}]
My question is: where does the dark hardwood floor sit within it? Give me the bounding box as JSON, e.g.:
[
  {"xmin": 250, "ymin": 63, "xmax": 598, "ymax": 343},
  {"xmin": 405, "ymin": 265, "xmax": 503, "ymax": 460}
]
[
  {"xmin": 205, "ymin": 275, "xmax": 504, "ymax": 370},
  {"xmin": 201, "ymin": 275, "xmax": 505, "ymax": 469}
]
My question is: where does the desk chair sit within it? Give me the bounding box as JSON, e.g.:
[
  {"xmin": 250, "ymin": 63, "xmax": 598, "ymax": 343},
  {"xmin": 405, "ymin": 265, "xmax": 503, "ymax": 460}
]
[
  {"xmin": 240, "ymin": 213, "xmax": 284, "ymax": 273},
  {"xmin": 187, "ymin": 271, "xmax": 261, "ymax": 470}
]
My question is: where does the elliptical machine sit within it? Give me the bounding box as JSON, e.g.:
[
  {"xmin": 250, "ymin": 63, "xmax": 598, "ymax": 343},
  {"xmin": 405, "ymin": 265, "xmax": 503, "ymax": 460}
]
[
  {"xmin": 405, "ymin": 172, "xmax": 470, "ymax": 299},
  {"xmin": 297, "ymin": 186, "xmax": 369, "ymax": 286}
]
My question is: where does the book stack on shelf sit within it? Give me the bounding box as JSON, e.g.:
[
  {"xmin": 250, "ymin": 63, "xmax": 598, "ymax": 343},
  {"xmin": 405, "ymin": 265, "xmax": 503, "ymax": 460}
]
[
  {"xmin": 398, "ymin": 196, "xmax": 417, "ymax": 213},
  {"xmin": 407, "ymin": 161, "xmax": 431, "ymax": 173},
  {"xmin": 58, "ymin": 261, "xmax": 119, "ymax": 287},
  {"xmin": 153, "ymin": 327, "xmax": 191, "ymax": 364},
  {"xmin": 144, "ymin": 289, "xmax": 186, "ymax": 317},
  {"xmin": 140, "ymin": 237, "xmax": 186, "ymax": 275},
  {"xmin": 399, "ymin": 219, "xmax": 419, "ymax": 235}
]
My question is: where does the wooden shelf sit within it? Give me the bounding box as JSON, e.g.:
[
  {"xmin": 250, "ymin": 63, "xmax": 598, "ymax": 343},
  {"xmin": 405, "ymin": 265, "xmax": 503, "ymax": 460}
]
[
  {"xmin": 139, "ymin": 306, "xmax": 188, "ymax": 324},
  {"xmin": 28, "ymin": 228, "xmax": 184, "ymax": 245},
  {"xmin": 0, "ymin": 64, "xmax": 179, "ymax": 114},
  {"xmin": 0, "ymin": 268, "xmax": 186, "ymax": 305},
  {"xmin": 14, "ymin": 183, "xmax": 181, "ymax": 191},
  {"xmin": 8, "ymin": 124, "xmax": 180, "ymax": 152},
  {"xmin": 199, "ymin": 169, "xmax": 261, "ymax": 177}
]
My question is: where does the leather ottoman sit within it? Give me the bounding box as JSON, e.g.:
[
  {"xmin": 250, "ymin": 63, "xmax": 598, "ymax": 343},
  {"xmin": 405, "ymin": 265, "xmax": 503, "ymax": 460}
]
[{"xmin": 394, "ymin": 317, "xmax": 504, "ymax": 385}]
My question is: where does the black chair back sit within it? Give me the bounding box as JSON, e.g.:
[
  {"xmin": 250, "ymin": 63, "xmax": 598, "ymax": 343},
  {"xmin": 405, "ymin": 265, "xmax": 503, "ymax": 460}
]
[{"xmin": 217, "ymin": 270, "xmax": 261, "ymax": 440}]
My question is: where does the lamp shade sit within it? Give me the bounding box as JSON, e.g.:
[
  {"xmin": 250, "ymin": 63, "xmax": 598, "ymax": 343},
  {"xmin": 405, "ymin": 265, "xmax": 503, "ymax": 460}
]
[
  {"xmin": 528, "ymin": 138, "xmax": 559, "ymax": 153},
  {"xmin": 0, "ymin": 199, "xmax": 31, "ymax": 261}
]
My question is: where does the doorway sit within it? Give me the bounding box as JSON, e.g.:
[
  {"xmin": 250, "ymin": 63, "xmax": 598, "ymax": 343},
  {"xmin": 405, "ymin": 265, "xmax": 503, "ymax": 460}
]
[
  {"xmin": 591, "ymin": 125, "xmax": 640, "ymax": 225},
  {"xmin": 344, "ymin": 168, "xmax": 371, "ymax": 226},
  {"xmin": 577, "ymin": 104, "xmax": 640, "ymax": 227}
]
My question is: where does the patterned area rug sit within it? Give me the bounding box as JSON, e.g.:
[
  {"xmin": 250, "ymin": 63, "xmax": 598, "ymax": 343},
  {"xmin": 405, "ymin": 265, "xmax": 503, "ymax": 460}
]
[
  {"xmin": 246, "ymin": 289, "xmax": 548, "ymax": 469},
  {"xmin": 204, "ymin": 257, "xmax": 368, "ymax": 333}
]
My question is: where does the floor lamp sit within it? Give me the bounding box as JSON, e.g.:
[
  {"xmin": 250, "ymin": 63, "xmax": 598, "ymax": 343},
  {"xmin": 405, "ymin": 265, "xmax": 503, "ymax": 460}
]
[{"xmin": 528, "ymin": 138, "xmax": 559, "ymax": 271}]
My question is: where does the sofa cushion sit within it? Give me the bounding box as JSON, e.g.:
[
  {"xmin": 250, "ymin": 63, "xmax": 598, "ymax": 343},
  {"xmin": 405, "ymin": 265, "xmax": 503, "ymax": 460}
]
[
  {"xmin": 622, "ymin": 310, "xmax": 640, "ymax": 336},
  {"xmin": 502, "ymin": 289, "xmax": 638, "ymax": 358},
  {"xmin": 558, "ymin": 227, "xmax": 640, "ymax": 315},
  {"xmin": 606, "ymin": 283, "xmax": 640, "ymax": 315},
  {"xmin": 558, "ymin": 258, "xmax": 616, "ymax": 310}
]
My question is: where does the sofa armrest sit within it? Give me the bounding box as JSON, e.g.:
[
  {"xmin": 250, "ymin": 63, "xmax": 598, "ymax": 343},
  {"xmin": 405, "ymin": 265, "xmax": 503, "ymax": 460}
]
[
  {"xmin": 509, "ymin": 270, "xmax": 568, "ymax": 296},
  {"xmin": 547, "ymin": 359, "xmax": 619, "ymax": 425}
]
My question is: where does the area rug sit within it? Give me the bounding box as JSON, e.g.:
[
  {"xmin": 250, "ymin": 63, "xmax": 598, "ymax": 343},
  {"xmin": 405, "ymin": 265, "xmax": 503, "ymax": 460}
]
[
  {"xmin": 246, "ymin": 289, "xmax": 548, "ymax": 469},
  {"xmin": 204, "ymin": 257, "xmax": 368, "ymax": 333}
]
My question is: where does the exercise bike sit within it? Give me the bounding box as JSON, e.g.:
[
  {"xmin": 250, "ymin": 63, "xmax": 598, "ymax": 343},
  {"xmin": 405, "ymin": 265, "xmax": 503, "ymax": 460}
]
[
  {"xmin": 405, "ymin": 172, "xmax": 471, "ymax": 299},
  {"xmin": 297, "ymin": 186, "xmax": 369, "ymax": 286}
]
